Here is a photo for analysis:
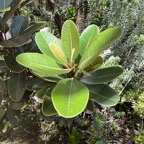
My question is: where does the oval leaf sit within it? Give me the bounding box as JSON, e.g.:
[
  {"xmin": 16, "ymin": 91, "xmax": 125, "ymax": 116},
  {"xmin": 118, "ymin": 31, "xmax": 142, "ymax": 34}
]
[
  {"xmin": 52, "ymin": 78, "xmax": 89, "ymax": 118},
  {"xmin": 11, "ymin": 15, "xmax": 29, "ymax": 37},
  {"xmin": 80, "ymin": 25, "xmax": 99, "ymax": 57},
  {"xmin": 4, "ymin": 52, "xmax": 26, "ymax": 73},
  {"xmin": 0, "ymin": 0, "xmax": 12, "ymax": 11},
  {"xmin": 35, "ymin": 31, "xmax": 62, "ymax": 60},
  {"xmin": 81, "ymin": 66, "xmax": 123, "ymax": 84},
  {"xmin": 79, "ymin": 27, "xmax": 122, "ymax": 70},
  {"xmin": 88, "ymin": 84, "xmax": 120, "ymax": 106},
  {"xmin": 42, "ymin": 90, "xmax": 57, "ymax": 116},
  {"xmin": 8, "ymin": 72, "xmax": 26, "ymax": 102},
  {"xmin": 61, "ymin": 20, "xmax": 80, "ymax": 62},
  {"xmin": 16, "ymin": 53, "xmax": 71, "ymax": 75}
]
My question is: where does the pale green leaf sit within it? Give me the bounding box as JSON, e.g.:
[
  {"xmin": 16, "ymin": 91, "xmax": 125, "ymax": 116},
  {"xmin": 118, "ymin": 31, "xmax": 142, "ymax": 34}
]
[
  {"xmin": 35, "ymin": 31, "xmax": 62, "ymax": 60},
  {"xmin": 79, "ymin": 27, "xmax": 122, "ymax": 70},
  {"xmin": 61, "ymin": 20, "xmax": 80, "ymax": 62},
  {"xmin": 52, "ymin": 78, "xmax": 89, "ymax": 118},
  {"xmin": 16, "ymin": 53, "xmax": 71, "ymax": 75}
]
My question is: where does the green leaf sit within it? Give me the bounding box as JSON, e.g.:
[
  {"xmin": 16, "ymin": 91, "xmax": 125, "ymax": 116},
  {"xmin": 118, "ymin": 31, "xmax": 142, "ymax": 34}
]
[
  {"xmin": 49, "ymin": 43, "xmax": 68, "ymax": 66},
  {"xmin": 11, "ymin": 15, "xmax": 29, "ymax": 37},
  {"xmin": 1, "ymin": 0, "xmax": 24, "ymax": 30},
  {"xmin": 26, "ymin": 78, "xmax": 43, "ymax": 91},
  {"xmin": 0, "ymin": 60, "xmax": 8, "ymax": 73},
  {"xmin": 23, "ymin": 23, "xmax": 45, "ymax": 36},
  {"xmin": 85, "ymin": 56, "xmax": 103, "ymax": 71},
  {"xmin": 79, "ymin": 27, "xmax": 122, "ymax": 70},
  {"xmin": 4, "ymin": 52, "xmax": 26, "ymax": 73},
  {"xmin": 32, "ymin": 81, "xmax": 55, "ymax": 91},
  {"xmin": 35, "ymin": 31, "xmax": 62, "ymax": 60},
  {"xmin": 35, "ymin": 87, "xmax": 50, "ymax": 99},
  {"xmin": 27, "ymin": 34, "xmax": 40, "ymax": 52},
  {"xmin": 0, "ymin": 35, "xmax": 31, "ymax": 47},
  {"xmin": 0, "ymin": 109, "xmax": 5, "ymax": 118},
  {"xmin": 80, "ymin": 25, "xmax": 99, "ymax": 57},
  {"xmin": 81, "ymin": 66, "xmax": 123, "ymax": 84},
  {"xmin": 42, "ymin": 90, "xmax": 57, "ymax": 116},
  {"xmin": 8, "ymin": 72, "xmax": 26, "ymax": 102},
  {"xmin": 0, "ymin": 0, "xmax": 12, "ymax": 12},
  {"xmin": 9, "ymin": 99, "xmax": 25, "ymax": 110},
  {"xmin": 16, "ymin": 53, "xmax": 72, "ymax": 76},
  {"xmin": 31, "ymin": 70, "xmax": 62, "ymax": 82},
  {"xmin": 52, "ymin": 78, "xmax": 89, "ymax": 118},
  {"xmin": 88, "ymin": 84, "xmax": 120, "ymax": 106},
  {"xmin": 61, "ymin": 20, "xmax": 80, "ymax": 62}
]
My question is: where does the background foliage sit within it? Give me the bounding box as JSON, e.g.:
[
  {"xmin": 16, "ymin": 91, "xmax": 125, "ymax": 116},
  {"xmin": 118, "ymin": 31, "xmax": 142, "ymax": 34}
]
[{"xmin": 0, "ymin": 0, "xmax": 143, "ymax": 143}]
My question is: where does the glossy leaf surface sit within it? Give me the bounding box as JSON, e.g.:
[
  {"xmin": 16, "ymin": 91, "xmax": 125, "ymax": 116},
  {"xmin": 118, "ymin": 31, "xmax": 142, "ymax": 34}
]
[
  {"xmin": 8, "ymin": 72, "xmax": 26, "ymax": 102},
  {"xmin": 35, "ymin": 31, "xmax": 62, "ymax": 60},
  {"xmin": 16, "ymin": 53, "xmax": 71, "ymax": 75},
  {"xmin": 11, "ymin": 15, "xmax": 29, "ymax": 37},
  {"xmin": 61, "ymin": 20, "xmax": 80, "ymax": 61},
  {"xmin": 2, "ymin": 0, "xmax": 24, "ymax": 28},
  {"xmin": 88, "ymin": 84, "xmax": 120, "ymax": 106},
  {"xmin": 52, "ymin": 78, "xmax": 89, "ymax": 118},
  {"xmin": 4, "ymin": 52, "xmax": 26, "ymax": 73},
  {"xmin": 79, "ymin": 28, "xmax": 122, "ymax": 70},
  {"xmin": 81, "ymin": 66, "xmax": 123, "ymax": 84},
  {"xmin": 80, "ymin": 25, "xmax": 99, "ymax": 57}
]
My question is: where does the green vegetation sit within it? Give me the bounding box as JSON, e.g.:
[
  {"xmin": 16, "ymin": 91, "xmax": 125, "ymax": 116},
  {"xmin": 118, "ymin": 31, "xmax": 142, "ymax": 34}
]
[{"xmin": 0, "ymin": 0, "xmax": 143, "ymax": 143}]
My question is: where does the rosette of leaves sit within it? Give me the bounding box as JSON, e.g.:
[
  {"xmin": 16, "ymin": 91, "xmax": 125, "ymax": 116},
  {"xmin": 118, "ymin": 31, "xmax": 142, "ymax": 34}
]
[
  {"xmin": 16, "ymin": 20, "xmax": 123, "ymax": 118},
  {"xmin": 0, "ymin": 0, "xmax": 45, "ymax": 123}
]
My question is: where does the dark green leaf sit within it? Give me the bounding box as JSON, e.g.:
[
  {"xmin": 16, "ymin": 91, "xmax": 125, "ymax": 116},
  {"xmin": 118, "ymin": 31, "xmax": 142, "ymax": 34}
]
[
  {"xmin": 0, "ymin": 0, "xmax": 12, "ymax": 11},
  {"xmin": 23, "ymin": 23, "xmax": 45, "ymax": 36},
  {"xmin": 7, "ymin": 107, "xmax": 20, "ymax": 125},
  {"xmin": 8, "ymin": 72, "xmax": 26, "ymax": 102},
  {"xmin": 35, "ymin": 87, "xmax": 49, "ymax": 99},
  {"xmin": 1, "ymin": 0, "xmax": 24, "ymax": 31},
  {"xmin": 11, "ymin": 15, "xmax": 29, "ymax": 37},
  {"xmin": 4, "ymin": 52, "xmax": 26, "ymax": 73},
  {"xmin": 88, "ymin": 84, "xmax": 120, "ymax": 106},
  {"xmin": 0, "ymin": 60, "xmax": 8, "ymax": 73},
  {"xmin": 0, "ymin": 92, "xmax": 2, "ymax": 104},
  {"xmin": 9, "ymin": 99, "xmax": 25, "ymax": 110},
  {"xmin": 0, "ymin": 35, "xmax": 31, "ymax": 47},
  {"xmin": 81, "ymin": 66, "xmax": 123, "ymax": 84},
  {"xmin": 42, "ymin": 90, "xmax": 57, "ymax": 116},
  {"xmin": 32, "ymin": 81, "xmax": 55, "ymax": 91},
  {"xmin": 26, "ymin": 78, "xmax": 43, "ymax": 91}
]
